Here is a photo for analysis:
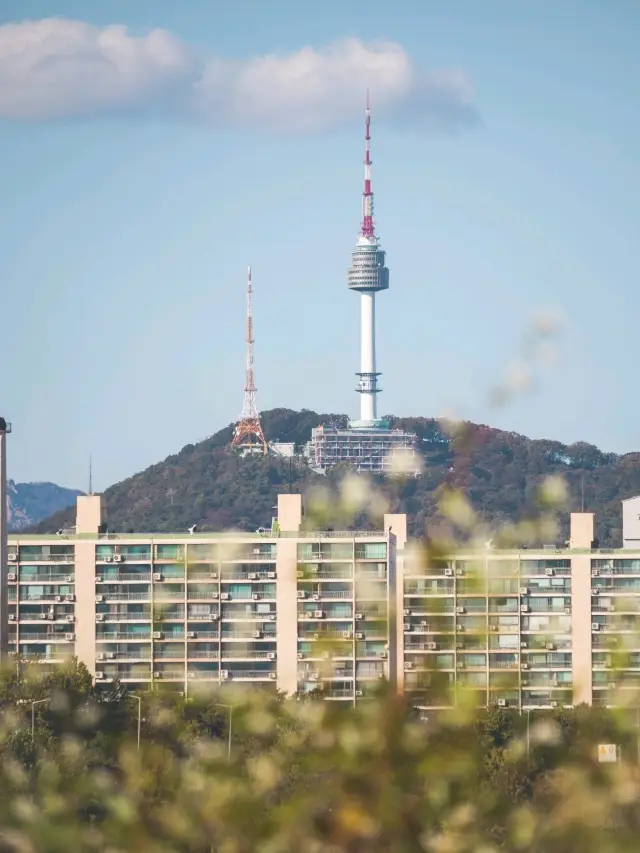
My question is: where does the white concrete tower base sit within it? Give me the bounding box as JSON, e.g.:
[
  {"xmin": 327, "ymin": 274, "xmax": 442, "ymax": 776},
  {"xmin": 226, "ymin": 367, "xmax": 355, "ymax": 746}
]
[{"xmin": 360, "ymin": 292, "xmax": 377, "ymax": 423}]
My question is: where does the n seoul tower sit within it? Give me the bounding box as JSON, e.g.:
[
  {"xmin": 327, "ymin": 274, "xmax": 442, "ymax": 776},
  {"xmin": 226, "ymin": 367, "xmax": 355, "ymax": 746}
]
[{"xmin": 347, "ymin": 92, "xmax": 390, "ymax": 428}]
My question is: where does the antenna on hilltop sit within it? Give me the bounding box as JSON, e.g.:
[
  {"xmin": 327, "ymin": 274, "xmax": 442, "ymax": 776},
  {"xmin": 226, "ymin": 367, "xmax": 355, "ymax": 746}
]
[{"xmin": 230, "ymin": 266, "xmax": 268, "ymax": 456}]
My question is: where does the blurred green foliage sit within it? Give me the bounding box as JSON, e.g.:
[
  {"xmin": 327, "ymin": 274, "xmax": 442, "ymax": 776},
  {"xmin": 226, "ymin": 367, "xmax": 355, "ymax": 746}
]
[{"xmin": 1, "ymin": 660, "xmax": 640, "ymax": 851}]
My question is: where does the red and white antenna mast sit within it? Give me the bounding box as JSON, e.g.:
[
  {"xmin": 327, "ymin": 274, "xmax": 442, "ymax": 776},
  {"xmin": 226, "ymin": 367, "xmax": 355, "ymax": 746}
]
[
  {"xmin": 361, "ymin": 89, "xmax": 375, "ymax": 239},
  {"xmin": 231, "ymin": 266, "xmax": 268, "ymax": 455}
]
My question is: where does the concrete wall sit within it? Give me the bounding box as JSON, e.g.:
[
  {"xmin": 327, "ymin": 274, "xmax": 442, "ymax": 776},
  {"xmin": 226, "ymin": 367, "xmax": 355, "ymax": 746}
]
[
  {"xmin": 571, "ymin": 554, "xmax": 593, "ymax": 705},
  {"xmin": 569, "ymin": 512, "xmax": 594, "ymax": 549},
  {"xmin": 622, "ymin": 496, "xmax": 640, "ymax": 548},
  {"xmin": 384, "ymin": 513, "xmax": 407, "ymax": 695},
  {"xmin": 277, "ymin": 494, "xmax": 302, "ymax": 533},
  {"xmin": 275, "ymin": 539, "xmax": 299, "ymax": 695},
  {"xmin": 76, "ymin": 495, "xmax": 102, "ymax": 535}
]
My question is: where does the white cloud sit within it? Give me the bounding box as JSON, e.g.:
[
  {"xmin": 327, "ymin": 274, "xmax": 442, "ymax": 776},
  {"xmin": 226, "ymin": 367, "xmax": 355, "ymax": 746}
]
[{"xmin": 0, "ymin": 18, "xmax": 479, "ymax": 132}]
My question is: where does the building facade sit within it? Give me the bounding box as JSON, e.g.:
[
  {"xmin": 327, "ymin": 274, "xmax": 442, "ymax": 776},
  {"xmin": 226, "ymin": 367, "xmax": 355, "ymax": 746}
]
[
  {"xmin": 6, "ymin": 494, "xmax": 640, "ymax": 710},
  {"xmin": 4, "ymin": 494, "xmax": 404, "ymax": 702}
]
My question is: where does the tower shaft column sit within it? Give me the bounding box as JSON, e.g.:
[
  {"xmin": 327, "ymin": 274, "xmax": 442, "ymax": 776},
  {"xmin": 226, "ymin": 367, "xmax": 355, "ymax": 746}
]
[{"xmin": 360, "ymin": 292, "xmax": 377, "ymax": 422}]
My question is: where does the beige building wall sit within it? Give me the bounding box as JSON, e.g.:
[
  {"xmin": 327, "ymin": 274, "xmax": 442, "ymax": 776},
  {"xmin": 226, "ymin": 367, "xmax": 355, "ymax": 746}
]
[
  {"xmin": 277, "ymin": 494, "xmax": 302, "ymax": 532},
  {"xmin": 569, "ymin": 512, "xmax": 594, "ymax": 549},
  {"xmin": 74, "ymin": 539, "xmax": 97, "ymax": 674},
  {"xmin": 76, "ymin": 495, "xmax": 102, "ymax": 535},
  {"xmin": 275, "ymin": 538, "xmax": 299, "ymax": 695},
  {"xmin": 571, "ymin": 553, "xmax": 593, "ymax": 705},
  {"xmin": 384, "ymin": 513, "xmax": 407, "ymax": 695}
]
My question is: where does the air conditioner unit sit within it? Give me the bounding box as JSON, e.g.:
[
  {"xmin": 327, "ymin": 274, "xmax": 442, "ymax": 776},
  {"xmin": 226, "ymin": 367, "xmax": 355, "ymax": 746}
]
[
  {"xmin": 489, "ymin": 625, "xmax": 499, "ymax": 632},
  {"xmin": 297, "ymin": 591, "xmax": 306, "ymax": 599},
  {"xmin": 444, "ymin": 568, "xmax": 453, "ymax": 577},
  {"xmin": 7, "ymin": 572, "xmax": 16, "ymax": 581},
  {"xmin": 39, "ymin": 613, "xmax": 47, "ymax": 620},
  {"xmin": 95, "ymin": 595, "xmax": 104, "ymax": 603},
  {"xmin": 95, "ymin": 672, "xmax": 105, "ymax": 680},
  {"xmin": 313, "ymin": 610, "xmax": 324, "ymax": 618},
  {"xmin": 403, "ymin": 609, "xmax": 411, "ymax": 616},
  {"xmin": 592, "ymin": 623, "xmax": 600, "ymax": 631},
  {"xmin": 564, "ymin": 606, "xmax": 571, "ymax": 614},
  {"xmin": 308, "ymin": 673, "xmax": 318, "ymax": 682},
  {"xmin": 96, "ymin": 653, "xmax": 105, "ymax": 661},
  {"xmin": 211, "ymin": 592, "xmax": 219, "ymax": 599},
  {"xmin": 104, "ymin": 556, "xmax": 113, "ymax": 562},
  {"xmin": 252, "ymin": 631, "xmax": 261, "ymax": 639},
  {"xmin": 95, "ymin": 614, "xmax": 105, "ymax": 622},
  {"xmin": 546, "ymin": 643, "xmax": 556, "ymax": 651},
  {"xmin": 379, "ymin": 651, "xmax": 388, "ymax": 659},
  {"xmin": 404, "ymin": 662, "xmax": 413, "ymax": 670},
  {"xmin": 65, "ymin": 615, "xmax": 75, "ymax": 623},
  {"xmin": 456, "ymin": 624, "xmax": 464, "ymax": 631},
  {"xmin": 498, "ymin": 698, "xmax": 507, "ymax": 707},
  {"xmin": 268, "ymin": 614, "xmax": 276, "ymax": 621},
  {"xmin": 65, "ymin": 576, "xmax": 72, "ymax": 583},
  {"xmin": 248, "ymin": 573, "xmax": 257, "ymax": 580},
  {"xmin": 355, "ymin": 689, "xmax": 363, "ymax": 697},
  {"xmin": 519, "ymin": 587, "xmax": 529, "ymax": 595},
  {"xmin": 403, "ymin": 623, "xmax": 411, "ymax": 631},
  {"xmin": 7, "ymin": 554, "xmax": 17, "ymax": 563},
  {"xmin": 428, "ymin": 642, "xmax": 437, "ymax": 650},
  {"xmin": 520, "ymin": 641, "xmax": 527, "ymax": 648},
  {"xmin": 252, "ymin": 548, "xmax": 261, "ymax": 555},
  {"xmin": 153, "ymin": 631, "xmax": 163, "ymax": 640},
  {"xmin": 65, "ymin": 633, "xmax": 74, "ymax": 641},
  {"xmin": 420, "ymin": 621, "xmax": 428, "ymax": 627},
  {"xmin": 311, "ymin": 594, "xmax": 320, "ymax": 602},
  {"xmin": 269, "ymin": 672, "xmax": 277, "ymax": 679},
  {"xmin": 297, "ymin": 652, "xmax": 304, "ymax": 660},
  {"xmin": 8, "ymin": 614, "xmax": 15, "ymax": 621},
  {"xmin": 187, "ymin": 631, "xmax": 196, "ymax": 638},
  {"xmin": 355, "ymin": 612, "xmax": 364, "ymax": 620},
  {"xmin": 342, "ymin": 631, "xmax": 352, "ymax": 639},
  {"xmin": 297, "ymin": 571, "xmax": 304, "ymax": 579},
  {"xmin": 188, "ymin": 672, "xmax": 196, "ymax": 679},
  {"xmin": 113, "ymin": 555, "xmax": 123, "ymax": 563},
  {"xmin": 267, "ymin": 652, "xmax": 276, "ymax": 660},
  {"xmin": 456, "ymin": 606, "xmax": 465, "ymax": 614},
  {"xmin": 591, "ymin": 569, "xmax": 599, "ymax": 577},
  {"xmin": 65, "ymin": 594, "xmax": 75, "ymax": 602},
  {"xmin": 550, "ymin": 701, "xmax": 558, "ymax": 709},
  {"xmin": 355, "ymin": 632, "xmax": 364, "ymax": 640},
  {"xmin": 591, "ymin": 588, "xmax": 600, "ymax": 596},
  {"xmin": 267, "ymin": 572, "xmax": 276, "ymax": 579},
  {"xmin": 106, "ymin": 652, "xmax": 115, "ymax": 660},
  {"xmin": 154, "ymin": 672, "xmax": 162, "ymax": 678},
  {"xmin": 55, "ymin": 596, "xmax": 62, "ymax": 602},
  {"xmin": 153, "ymin": 573, "xmax": 163, "ymax": 581},
  {"xmin": 220, "ymin": 593, "xmax": 230, "ymax": 600},
  {"xmin": 210, "ymin": 614, "xmax": 219, "ymax": 621},
  {"xmin": 95, "ymin": 576, "xmax": 103, "ymax": 583},
  {"xmin": 545, "ymin": 568, "xmax": 554, "ymax": 576},
  {"xmin": 221, "ymin": 670, "xmax": 229, "ymax": 679},
  {"xmin": 521, "ymin": 663, "xmax": 529, "ymax": 670},
  {"xmin": 252, "ymin": 594, "xmax": 261, "ymax": 601},
  {"xmin": 520, "ymin": 605, "xmax": 530, "ymax": 613}
]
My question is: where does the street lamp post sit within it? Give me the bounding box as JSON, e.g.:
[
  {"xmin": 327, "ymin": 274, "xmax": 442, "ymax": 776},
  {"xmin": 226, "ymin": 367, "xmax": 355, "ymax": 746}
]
[
  {"xmin": 214, "ymin": 703, "xmax": 235, "ymax": 762},
  {"xmin": 132, "ymin": 695, "xmax": 142, "ymax": 750},
  {"xmin": 20, "ymin": 698, "xmax": 50, "ymax": 740}
]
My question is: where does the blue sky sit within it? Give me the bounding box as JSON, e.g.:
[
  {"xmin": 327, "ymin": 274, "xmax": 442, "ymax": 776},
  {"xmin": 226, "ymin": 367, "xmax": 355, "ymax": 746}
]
[{"xmin": 2, "ymin": 0, "xmax": 639, "ymax": 489}]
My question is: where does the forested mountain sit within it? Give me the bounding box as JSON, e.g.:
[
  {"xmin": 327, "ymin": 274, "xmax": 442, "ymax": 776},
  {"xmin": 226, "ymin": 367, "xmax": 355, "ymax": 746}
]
[
  {"xmin": 8, "ymin": 480, "xmax": 83, "ymax": 531},
  {"xmin": 30, "ymin": 408, "xmax": 640, "ymax": 546}
]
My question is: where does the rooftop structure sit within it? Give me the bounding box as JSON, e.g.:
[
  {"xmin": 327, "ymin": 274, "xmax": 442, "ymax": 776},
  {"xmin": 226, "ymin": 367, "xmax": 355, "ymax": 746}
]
[{"xmin": 231, "ymin": 267, "xmax": 268, "ymax": 456}]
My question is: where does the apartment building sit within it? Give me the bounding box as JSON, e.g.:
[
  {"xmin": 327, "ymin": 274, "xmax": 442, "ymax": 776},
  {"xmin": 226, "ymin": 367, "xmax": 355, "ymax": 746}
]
[
  {"xmin": 4, "ymin": 494, "xmax": 405, "ymax": 702},
  {"xmin": 401, "ymin": 512, "xmax": 640, "ymax": 711}
]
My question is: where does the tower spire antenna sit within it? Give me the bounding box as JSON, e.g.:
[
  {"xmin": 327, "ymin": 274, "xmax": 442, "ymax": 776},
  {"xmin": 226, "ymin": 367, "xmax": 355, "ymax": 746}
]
[
  {"xmin": 231, "ymin": 266, "xmax": 268, "ymax": 455},
  {"xmin": 361, "ymin": 88, "xmax": 374, "ymax": 239}
]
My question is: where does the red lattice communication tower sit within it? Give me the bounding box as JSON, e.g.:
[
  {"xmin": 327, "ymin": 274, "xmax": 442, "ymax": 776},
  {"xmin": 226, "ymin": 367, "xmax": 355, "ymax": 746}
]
[{"xmin": 231, "ymin": 266, "xmax": 268, "ymax": 455}]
